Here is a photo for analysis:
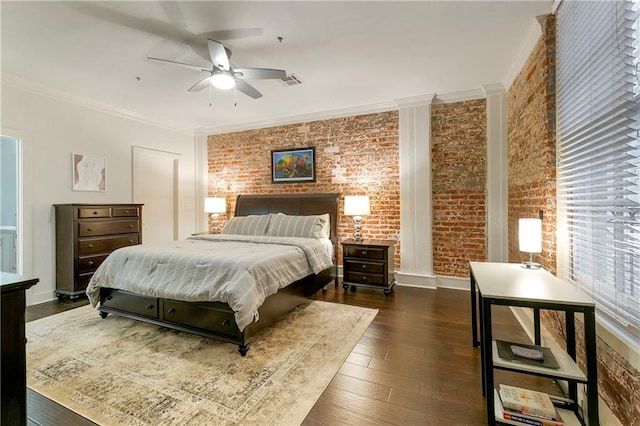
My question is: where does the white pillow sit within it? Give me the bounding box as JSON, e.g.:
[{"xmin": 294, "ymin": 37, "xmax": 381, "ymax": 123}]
[
  {"xmin": 220, "ymin": 215, "xmax": 270, "ymax": 236},
  {"xmin": 266, "ymin": 213, "xmax": 330, "ymax": 239}
]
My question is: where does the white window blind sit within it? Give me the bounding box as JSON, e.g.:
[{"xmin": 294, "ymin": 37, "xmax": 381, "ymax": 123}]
[{"xmin": 556, "ymin": 0, "xmax": 640, "ymax": 340}]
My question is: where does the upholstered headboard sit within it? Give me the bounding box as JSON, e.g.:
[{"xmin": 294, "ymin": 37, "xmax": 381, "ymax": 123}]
[{"xmin": 234, "ymin": 193, "xmax": 340, "ymax": 247}]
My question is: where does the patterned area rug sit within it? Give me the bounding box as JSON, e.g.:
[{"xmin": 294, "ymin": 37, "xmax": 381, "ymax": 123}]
[{"xmin": 26, "ymin": 301, "xmax": 377, "ymax": 425}]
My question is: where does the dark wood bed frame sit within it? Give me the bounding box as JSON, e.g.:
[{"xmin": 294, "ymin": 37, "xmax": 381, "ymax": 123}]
[{"xmin": 97, "ymin": 193, "xmax": 339, "ymax": 356}]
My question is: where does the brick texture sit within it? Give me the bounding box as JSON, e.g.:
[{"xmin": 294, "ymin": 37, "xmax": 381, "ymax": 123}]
[
  {"xmin": 206, "ymin": 111, "xmax": 401, "ymax": 267},
  {"xmin": 432, "ymin": 99, "xmax": 487, "ymax": 277},
  {"xmin": 508, "ymin": 14, "xmax": 639, "ymax": 424}
]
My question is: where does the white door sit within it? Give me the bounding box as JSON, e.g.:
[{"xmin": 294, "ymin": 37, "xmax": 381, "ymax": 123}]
[{"xmin": 132, "ymin": 147, "xmax": 180, "ymax": 244}]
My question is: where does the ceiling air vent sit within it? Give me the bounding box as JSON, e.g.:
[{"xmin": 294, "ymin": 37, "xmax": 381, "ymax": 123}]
[{"xmin": 279, "ymin": 74, "xmax": 302, "ymax": 87}]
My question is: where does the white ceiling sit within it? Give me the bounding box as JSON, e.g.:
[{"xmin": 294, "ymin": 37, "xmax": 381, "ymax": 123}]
[{"xmin": 1, "ymin": 1, "xmax": 553, "ymax": 134}]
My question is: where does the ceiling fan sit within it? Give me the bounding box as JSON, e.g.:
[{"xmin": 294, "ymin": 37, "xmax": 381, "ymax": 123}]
[{"xmin": 148, "ymin": 39, "xmax": 287, "ymax": 100}]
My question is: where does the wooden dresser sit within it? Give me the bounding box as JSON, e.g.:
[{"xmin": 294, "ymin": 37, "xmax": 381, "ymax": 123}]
[{"xmin": 54, "ymin": 203, "xmax": 143, "ymax": 301}]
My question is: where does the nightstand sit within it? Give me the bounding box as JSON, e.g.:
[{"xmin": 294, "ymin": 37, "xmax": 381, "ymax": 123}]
[{"xmin": 342, "ymin": 239, "xmax": 396, "ymax": 295}]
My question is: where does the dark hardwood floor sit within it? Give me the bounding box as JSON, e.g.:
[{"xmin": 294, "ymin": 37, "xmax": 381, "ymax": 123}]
[{"xmin": 25, "ymin": 283, "xmax": 559, "ymax": 425}]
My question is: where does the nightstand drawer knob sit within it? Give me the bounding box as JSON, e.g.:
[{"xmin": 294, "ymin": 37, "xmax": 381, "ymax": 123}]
[
  {"xmin": 361, "ymin": 250, "xmax": 367, "ymax": 256},
  {"xmin": 222, "ymin": 319, "xmax": 231, "ymax": 327},
  {"xmin": 88, "ymin": 261, "xmax": 94, "ymax": 266},
  {"xmin": 88, "ymin": 244, "xmax": 94, "ymax": 248},
  {"xmin": 361, "ymin": 265, "xmax": 366, "ymax": 269},
  {"xmin": 361, "ymin": 276, "xmax": 368, "ymax": 281}
]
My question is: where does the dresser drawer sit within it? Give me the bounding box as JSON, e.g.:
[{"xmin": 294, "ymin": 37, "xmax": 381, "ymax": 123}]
[
  {"xmin": 344, "ymin": 259, "xmax": 385, "ymax": 274},
  {"xmin": 345, "ymin": 245, "xmax": 386, "ymax": 260},
  {"xmin": 78, "ymin": 220, "xmax": 140, "ymax": 237},
  {"xmin": 163, "ymin": 300, "xmax": 240, "ymax": 339},
  {"xmin": 112, "ymin": 207, "xmax": 140, "ymax": 217},
  {"xmin": 101, "ymin": 290, "xmax": 158, "ymax": 319},
  {"xmin": 77, "ymin": 253, "xmax": 110, "ymax": 273},
  {"xmin": 344, "ymin": 270, "xmax": 385, "ymax": 286},
  {"xmin": 78, "ymin": 207, "xmax": 111, "ymax": 219},
  {"xmin": 78, "ymin": 234, "xmax": 139, "ymax": 255}
]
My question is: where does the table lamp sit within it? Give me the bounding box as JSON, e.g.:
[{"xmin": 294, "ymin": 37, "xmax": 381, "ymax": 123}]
[
  {"xmin": 519, "ymin": 218, "xmax": 542, "ymax": 269},
  {"xmin": 204, "ymin": 197, "xmax": 227, "ymax": 233},
  {"xmin": 344, "ymin": 195, "xmax": 370, "ymax": 242}
]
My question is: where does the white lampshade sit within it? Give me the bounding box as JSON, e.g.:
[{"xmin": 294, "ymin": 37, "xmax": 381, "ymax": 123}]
[
  {"xmin": 344, "ymin": 195, "xmax": 370, "ymax": 216},
  {"xmin": 204, "ymin": 197, "xmax": 227, "ymax": 214},
  {"xmin": 519, "ymin": 218, "xmax": 542, "ymax": 253}
]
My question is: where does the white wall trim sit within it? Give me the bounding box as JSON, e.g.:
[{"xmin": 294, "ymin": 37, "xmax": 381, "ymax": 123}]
[
  {"xmin": 195, "ymin": 134, "xmax": 208, "ymax": 233},
  {"xmin": 396, "ymin": 271, "xmax": 437, "ymax": 288},
  {"xmin": 197, "ymin": 100, "xmax": 399, "ymax": 136},
  {"xmin": 398, "ymin": 95, "xmax": 435, "ymax": 280},
  {"xmin": 434, "ymin": 88, "xmax": 485, "ymax": 104},
  {"xmin": 436, "ymin": 275, "xmax": 469, "ymax": 291},
  {"xmin": 1, "ymin": 74, "xmax": 193, "ymax": 136},
  {"xmin": 482, "ymin": 83, "xmax": 509, "ymax": 263}
]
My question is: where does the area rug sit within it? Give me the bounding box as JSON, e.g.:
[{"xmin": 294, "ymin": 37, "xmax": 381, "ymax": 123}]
[{"xmin": 26, "ymin": 301, "xmax": 377, "ymax": 426}]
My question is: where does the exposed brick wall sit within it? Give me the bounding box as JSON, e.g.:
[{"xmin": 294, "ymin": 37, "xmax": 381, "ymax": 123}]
[
  {"xmin": 508, "ymin": 14, "xmax": 639, "ymax": 424},
  {"xmin": 206, "ymin": 111, "xmax": 401, "ymax": 267},
  {"xmin": 507, "ymin": 14, "xmax": 556, "ymax": 274},
  {"xmin": 431, "ymin": 99, "xmax": 487, "ymax": 277}
]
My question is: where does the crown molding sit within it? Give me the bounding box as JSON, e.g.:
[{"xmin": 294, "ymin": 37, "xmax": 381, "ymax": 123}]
[
  {"xmin": 394, "ymin": 93, "xmax": 436, "ymax": 108},
  {"xmin": 433, "ymin": 88, "xmax": 485, "ymax": 104},
  {"xmin": 195, "ymin": 100, "xmax": 398, "ymax": 136},
  {"xmin": 1, "ymin": 74, "xmax": 193, "ymax": 136},
  {"xmin": 481, "ymin": 83, "xmax": 506, "ymax": 97}
]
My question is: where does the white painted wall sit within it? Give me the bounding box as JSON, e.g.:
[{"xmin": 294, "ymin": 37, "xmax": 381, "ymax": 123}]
[{"xmin": 1, "ymin": 82, "xmax": 196, "ymax": 305}]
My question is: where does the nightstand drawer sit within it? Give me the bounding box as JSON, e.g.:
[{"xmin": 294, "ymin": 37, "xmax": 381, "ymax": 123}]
[
  {"xmin": 344, "ymin": 245, "xmax": 386, "ymax": 260},
  {"xmin": 345, "ymin": 271, "xmax": 385, "ymax": 286},
  {"xmin": 344, "ymin": 259, "xmax": 385, "ymax": 274}
]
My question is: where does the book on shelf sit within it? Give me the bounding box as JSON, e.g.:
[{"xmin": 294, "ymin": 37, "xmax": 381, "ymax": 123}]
[
  {"xmin": 498, "ymin": 384, "xmax": 558, "ymax": 421},
  {"xmin": 495, "ymin": 390, "xmax": 565, "ymax": 426}
]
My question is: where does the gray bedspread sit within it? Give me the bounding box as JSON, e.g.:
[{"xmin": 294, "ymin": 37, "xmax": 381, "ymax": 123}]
[{"xmin": 86, "ymin": 234, "xmax": 333, "ymax": 330}]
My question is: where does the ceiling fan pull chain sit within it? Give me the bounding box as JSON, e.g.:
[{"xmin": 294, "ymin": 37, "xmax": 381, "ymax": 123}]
[
  {"xmin": 234, "ymin": 86, "xmax": 237, "ymax": 107},
  {"xmin": 209, "ymin": 83, "xmax": 213, "ymax": 107}
]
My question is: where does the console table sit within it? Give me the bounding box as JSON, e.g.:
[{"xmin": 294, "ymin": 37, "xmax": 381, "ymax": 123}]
[
  {"xmin": 1, "ymin": 272, "xmax": 39, "ymax": 426},
  {"xmin": 469, "ymin": 262, "xmax": 598, "ymax": 425}
]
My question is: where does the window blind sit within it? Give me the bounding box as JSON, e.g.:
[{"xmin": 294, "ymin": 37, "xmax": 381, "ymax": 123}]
[{"xmin": 556, "ymin": 0, "xmax": 640, "ymax": 339}]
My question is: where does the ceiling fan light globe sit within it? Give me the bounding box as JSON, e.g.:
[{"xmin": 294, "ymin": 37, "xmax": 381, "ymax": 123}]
[{"xmin": 210, "ymin": 73, "xmax": 236, "ymax": 90}]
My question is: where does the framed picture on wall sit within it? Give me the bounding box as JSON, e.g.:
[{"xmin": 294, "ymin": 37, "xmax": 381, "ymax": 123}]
[
  {"xmin": 271, "ymin": 147, "xmax": 316, "ymax": 183},
  {"xmin": 72, "ymin": 153, "xmax": 106, "ymax": 192}
]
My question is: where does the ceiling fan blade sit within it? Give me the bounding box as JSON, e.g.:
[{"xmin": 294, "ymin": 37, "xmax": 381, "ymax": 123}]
[
  {"xmin": 234, "ymin": 68, "xmax": 287, "ymax": 80},
  {"xmin": 188, "ymin": 76, "xmax": 212, "ymax": 92},
  {"xmin": 147, "ymin": 57, "xmax": 210, "ymax": 73},
  {"xmin": 200, "ymin": 28, "xmax": 263, "ymax": 41},
  {"xmin": 208, "ymin": 39, "xmax": 230, "ymax": 71},
  {"xmin": 235, "ymin": 79, "xmax": 263, "ymax": 99}
]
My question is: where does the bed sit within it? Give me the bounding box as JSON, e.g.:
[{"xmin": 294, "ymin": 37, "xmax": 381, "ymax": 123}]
[{"xmin": 86, "ymin": 193, "xmax": 339, "ymax": 355}]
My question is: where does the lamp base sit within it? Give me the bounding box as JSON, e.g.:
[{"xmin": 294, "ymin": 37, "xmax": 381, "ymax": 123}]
[
  {"xmin": 521, "ymin": 262, "xmax": 541, "ymax": 269},
  {"xmin": 353, "ymin": 216, "xmax": 363, "ymax": 242}
]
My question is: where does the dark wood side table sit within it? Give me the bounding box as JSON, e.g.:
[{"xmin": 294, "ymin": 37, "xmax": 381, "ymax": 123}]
[
  {"xmin": 1, "ymin": 272, "xmax": 39, "ymax": 426},
  {"xmin": 342, "ymin": 239, "xmax": 396, "ymax": 295}
]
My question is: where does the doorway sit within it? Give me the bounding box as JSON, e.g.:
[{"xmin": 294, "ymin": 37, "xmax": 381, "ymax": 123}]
[
  {"xmin": 0, "ymin": 136, "xmax": 19, "ymax": 273},
  {"xmin": 132, "ymin": 146, "xmax": 180, "ymax": 244}
]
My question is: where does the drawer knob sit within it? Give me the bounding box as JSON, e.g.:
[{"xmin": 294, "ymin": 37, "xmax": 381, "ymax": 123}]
[
  {"xmin": 361, "ymin": 250, "xmax": 367, "ymax": 256},
  {"xmin": 88, "ymin": 261, "xmax": 94, "ymax": 266},
  {"xmin": 129, "ymin": 224, "xmax": 134, "ymax": 228},
  {"xmin": 167, "ymin": 308, "xmax": 176, "ymax": 315},
  {"xmin": 124, "ymin": 210, "xmax": 130, "ymax": 214},
  {"xmin": 106, "ymin": 295, "xmax": 113, "ymax": 301},
  {"xmin": 146, "ymin": 304, "xmax": 154, "ymax": 311},
  {"xmin": 222, "ymin": 319, "xmax": 231, "ymax": 327},
  {"xmin": 92, "ymin": 211, "xmax": 98, "ymax": 215},
  {"xmin": 128, "ymin": 240, "xmax": 134, "ymax": 244},
  {"xmin": 361, "ymin": 276, "xmax": 368, "ymax": 281},
  {"xmin": 88, "ymin": 244, "xmax": 94, "ymax": 248},
  {"xmin": 87, "ymin": 228, "xmax": 93, "ymax": 232},
  {"xmin": 361, "ymin": 265, "xmax": 366, "ymax": 269}
]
